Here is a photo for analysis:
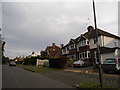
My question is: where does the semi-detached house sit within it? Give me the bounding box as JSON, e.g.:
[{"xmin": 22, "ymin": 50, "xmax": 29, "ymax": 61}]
[{"xmin": 62, "ymin": 26, "xmax": 120, "ymax": 64}]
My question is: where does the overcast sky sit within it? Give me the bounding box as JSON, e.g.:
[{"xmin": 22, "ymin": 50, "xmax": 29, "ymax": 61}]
[{"xmin": 1, "ymin": 1, "xmax": 118, "ymax": 59}]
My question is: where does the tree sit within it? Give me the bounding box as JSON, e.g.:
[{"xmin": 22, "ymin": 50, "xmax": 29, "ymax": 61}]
[
  {"xmin": 2, "ymin": 41, "xmax": 6, "ymax": 55},
  {"xmin": 2, "ymin": 40, "xmax": 9, "ymax": 64}
]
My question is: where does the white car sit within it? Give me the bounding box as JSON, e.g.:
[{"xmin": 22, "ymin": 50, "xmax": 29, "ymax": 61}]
[
  {"xmin": 9, "ymin": 61, "xmax": 16, "ymax": 67},
  {"xmin": 73, "ymin": 60, "xmax": 85, "ymax": 67}
]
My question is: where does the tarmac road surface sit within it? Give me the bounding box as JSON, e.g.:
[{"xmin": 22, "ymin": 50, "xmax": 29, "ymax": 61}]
[{"xmin": 2, "ymin": 65, "xmax": 72, "ymax": 88}]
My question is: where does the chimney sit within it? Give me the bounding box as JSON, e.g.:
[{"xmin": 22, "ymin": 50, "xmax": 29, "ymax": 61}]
[
  {"xmin": 52, "ymin": 43, "xmax": 55, "ymax": 46},
  {"xmin": 87, "ymin": 26, "xmax": 94, "ymax": 32},
  {"xmin": 32, "ymin": 52, "xmax": 35, "ymax": 54},
  {"xmin": 60, "ymin": 44, "xmax": 64, "ymax": 48},
  {"xmin": 52, "ymin": 43, "xmax": 56, "ymax": 49}
]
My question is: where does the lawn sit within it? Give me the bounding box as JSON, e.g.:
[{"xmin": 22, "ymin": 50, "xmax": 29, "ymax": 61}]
[
  {"xmin": 17, "ymin": 64, "xmax": 63, "ymax": 72},
  {"xmin": 24, "ymin": 67, "xmax": 47, "ymax": 73},
  {"xmin": 73, "ymin": 82, "xmax": 117, "ymax": 89}
]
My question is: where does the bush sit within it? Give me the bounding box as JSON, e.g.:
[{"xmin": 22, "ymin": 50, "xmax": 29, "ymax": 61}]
[
  {"xmin": 49, "ymin": 57, "xmax": 68, "ymax": 69},
  {"xmin": 66, "ymin": 58, "xmax": 77, "ymax": 67},
  {"xmin": 24, "ymin": 57, "xmax": 37, "ymax": 65},
  {"xmin": 39, "ymin": 56, "xmax": 51, "ymax": 60},
  {"xmin": 72, "ymin": 58, "xmax": 77, "ymax": 62},
  {"xmin": 16, "ymin": 61, "xmax": 23, "ymax": 64}
]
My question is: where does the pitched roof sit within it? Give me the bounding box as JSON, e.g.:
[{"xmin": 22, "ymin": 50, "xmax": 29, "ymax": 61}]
[
  {"xmin": 62, "ymin": 26, "xmax": 120, "ymax": 48},
  {"xmin": 83, "ymin": 28, "xmax": 120, "ymax": 39}
]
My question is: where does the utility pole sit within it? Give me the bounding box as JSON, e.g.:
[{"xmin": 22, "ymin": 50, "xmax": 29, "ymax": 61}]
[
  {"xmin": 92, "ymin": 0, "xmax": 103, "ymax": 87},
  {"xmin": 0, "ymin": 28, "xmax": 1, "ymax": 64}
]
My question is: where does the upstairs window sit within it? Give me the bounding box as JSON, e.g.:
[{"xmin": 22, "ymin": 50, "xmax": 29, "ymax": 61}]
[
  {"xmin": 63, "ymin": 49, "xmax": 65, "ymax": 52},
  {"xmin": 94, "ymin": 38, "xmax": 97, "ymax": 44},
  {"xmin": 67, "ymin": 47, "xmax": 69, "ymax": 51},
  {"xmin": 87, "ymin": 41, "xmax": 89, "ymax": 45},
  {"xmin": 78, "ymin": 40, "xmax": 86, "ymax": 47}
]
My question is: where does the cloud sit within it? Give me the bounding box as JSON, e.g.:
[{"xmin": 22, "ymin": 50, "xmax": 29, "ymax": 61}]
[{"xmin": 2, "ymin": 2, "xmax": 118, "ymax": 58}]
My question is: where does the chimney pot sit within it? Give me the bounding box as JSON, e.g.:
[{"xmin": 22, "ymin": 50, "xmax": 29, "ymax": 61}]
[
  {"xmin": 52, "ymin": 43, "xmax": 55, "ymax": 46},
  {"xmin": 87, "ymin": 26, "xmax": 94, "ymax": 32},
  {"xmin": 60, "ymin": 44, "xmax": 64, "ymax": 48}
]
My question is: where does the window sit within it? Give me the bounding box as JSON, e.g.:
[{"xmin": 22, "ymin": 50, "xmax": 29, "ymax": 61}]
[
  {"xmin": 87, "ymin": 41, "xmax": 89, "ymax": 45},
  {"xmin": 88, "ymin": 52, "xmax": 90, "ymax": 57},
  {"xmin": 74, "ymin": 44, "xmax": 76, "ymax": 48},
  {"xmin": 67, "ymin": 47, "xmax": 69, "ymax": 51},
  {"xmin": 104, "ymin": 58, "xmax": 116, "ymax": 63},
  {"xmin": 94, "ymin": 38, "xmax": 97, "ymax": 44},
  {"xmin": 118, "ymin": 59, "xmax": 120, "ymax": 63},
  {"xmin": 63, "ymin": 49, "xmax": 65, "ymax": 52},
  {"xmin": 84, "ymin": 40, "xmax": 86, "ymax": 46},
  {"xmin": 79, "ymin": 53, "xmax": 82, "ymax": 58},
  {"xmin": 85, "ymin": 52, "xmax": 87, "ymax": 57},
  {"xmin": 80, "ymin": 42, "xmax": 82, "ymax": 47},
  {"xmin": 95, "ymin": 52, "xmax": 99, "ymax": 63},
  {"xmin": 118, "ymin": 59, "xmax": 120, "ymax": 65},
  {"xmin": 82, "ymin": 53, "xmax": 85, "ymax": 58},
  {"xmin": 78, "ymin": 40, "xmax": 86, "ymax": 47},
  {"xmin": 114, "ymin": 42, "xmax": 117, "ymax": 47}
]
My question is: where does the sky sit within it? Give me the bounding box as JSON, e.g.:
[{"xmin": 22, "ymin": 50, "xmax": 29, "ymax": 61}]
[{"xmin": 1, "ymin": 0, "xmax": 118, "ymax": 59}]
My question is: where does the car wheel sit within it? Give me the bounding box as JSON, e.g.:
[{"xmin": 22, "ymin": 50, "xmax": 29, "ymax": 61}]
[
  {"xmin": 103, "ymin": 70, "xmax": 109, "ymax": 73},
  {"xmin": 73, "ymin": 66, "xmax": 76, "ymax": 68}
]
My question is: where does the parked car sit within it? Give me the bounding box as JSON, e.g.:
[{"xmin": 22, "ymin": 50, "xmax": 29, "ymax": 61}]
[
  {"xmin": 9, "ymin": 61, "xmax": 16, "ymax": 67},
  {"xmin": 102, "ymin": 58, "xmax": 120, "ymax": 73},
  {"xmin": 73, "ymin": 58, "xmax": 92, "ymax": 68},
  {"xmin": 73, "ymin": 59, "xmax": 85, "ymax": 67}
]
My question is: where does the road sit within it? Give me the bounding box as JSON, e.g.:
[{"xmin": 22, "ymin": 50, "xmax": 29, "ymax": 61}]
[
  {"xmin": 2, "ymin": 65, "xmax": 119, "ymax": 88},
  {"xmin": 2, "ymin": 65, "xmax": 72, "ymax": 88}
]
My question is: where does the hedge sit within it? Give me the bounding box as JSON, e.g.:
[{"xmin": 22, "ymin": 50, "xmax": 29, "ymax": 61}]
[
  {"xmin": 24, "ymin": 57, "xmax": 37, "ymax": 65},
  {"xmin": 49, "ymin": 57, "xmax": 68, "ymax": 69}
]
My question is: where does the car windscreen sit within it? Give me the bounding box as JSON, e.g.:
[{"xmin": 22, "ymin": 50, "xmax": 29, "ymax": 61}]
[
  {"xmin": 104, "ymin": 58, "xmax": 116, "ymax": 63},
  {"xmin": 118, "ymin": 59, "xmax": 120, "ymax": 64},
  {"xmin": 10, "ymin": 61, "xmax": 16, "ymax": 64}
]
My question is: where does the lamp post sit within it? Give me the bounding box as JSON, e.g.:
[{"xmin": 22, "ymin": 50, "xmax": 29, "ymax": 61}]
[{"xmin": 92, "ymin": 0, "xmax": 103, "ymax": 87}]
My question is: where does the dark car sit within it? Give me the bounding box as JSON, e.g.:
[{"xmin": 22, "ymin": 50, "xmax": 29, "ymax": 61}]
[
  {"xmin": 9, "ymin": 61, "xmax": 16, "ymax": 67},
  {"xmin": 102, "ymin": 58, "xmax": 120, "ymax": 73}
]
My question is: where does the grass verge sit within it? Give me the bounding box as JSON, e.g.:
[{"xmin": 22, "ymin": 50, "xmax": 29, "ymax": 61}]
[
  {"xmin": 36, "ymin": 66, "xmax": 63, "ymax": 71},
  {"xmin": 24, "ymin": 67, "xmax": 47, "ymax": 73},
  {"xmin": 73, "ymin": 82, "xmax": 116, "ymax": 88}
]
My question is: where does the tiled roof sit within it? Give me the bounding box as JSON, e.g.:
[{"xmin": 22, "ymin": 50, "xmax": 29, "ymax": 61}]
[
  {"xmin": 62, "ymin": 26, "xmax": 120, "ymax": 48},
  {"xmin": 83, "ymin": 28, "xmax": 120, "ymax": 39}
]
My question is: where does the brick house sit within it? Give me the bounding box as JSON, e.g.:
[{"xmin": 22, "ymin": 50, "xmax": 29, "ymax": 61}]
[
  {"xmin": 62, "ymin": 26, "xmax": 120, "ymax": 64},
  {"xmin": 40, "ymin": 43, "xmax": 63, "ymax": 57}
]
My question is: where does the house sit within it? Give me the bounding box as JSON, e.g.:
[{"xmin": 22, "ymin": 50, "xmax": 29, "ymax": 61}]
[
  {"xmin": 28, "ymin": 52, "xmax": 38, "ymax": 58},
  {"xmin": 62, "ymin": 39, "xmax": 77, "ymax": 60},
  {"xmin": 40, "ymin": 43, "xmax": 63, "ymax": 57},
  {"xmin": 62, "ymin": 26, "xmax": 120, "ymax": 64}
]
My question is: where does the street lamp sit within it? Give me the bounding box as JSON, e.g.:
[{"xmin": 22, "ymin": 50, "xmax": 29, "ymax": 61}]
[{"xmin": 92, "ymin": 0, "xmax": 103, "ymax": 87}]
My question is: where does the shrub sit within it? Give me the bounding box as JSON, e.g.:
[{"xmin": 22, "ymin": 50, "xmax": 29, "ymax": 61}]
[
  {"xmin": 24, "ymin": 57, "xmax": 37, "ymax": 65},
  {"xmin": 49, "ymin": 56, "xmax": 68, "ymax": 69},
  {"xmin": 38, "ymin": 56, "xmax": 51, "ymax": 60},
  {"xmin": 16, "ymin": 61, "xmax": 23, "ymax": 64},
  {"xmin": 66, "ymin": 58, "xmax": 77, "ymax": 67},
  {"xmin": 72, "ymin": 58, "xmax": 77, "ymax": 62}
]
